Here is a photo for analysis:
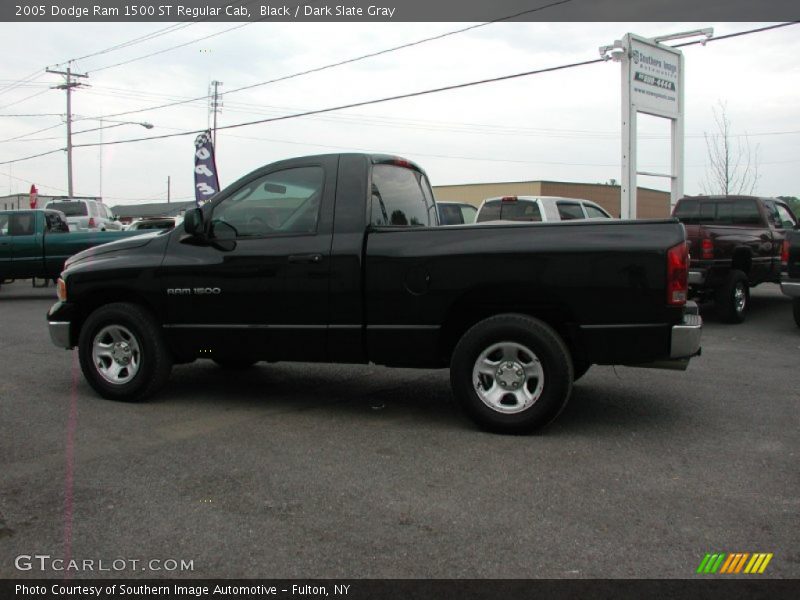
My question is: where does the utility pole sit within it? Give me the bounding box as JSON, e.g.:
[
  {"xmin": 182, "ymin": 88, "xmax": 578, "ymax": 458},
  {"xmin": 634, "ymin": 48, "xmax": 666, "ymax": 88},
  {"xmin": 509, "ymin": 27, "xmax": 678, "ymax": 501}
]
[
  {"xmin": 47, "ymin": 63, "xmax": 88, "ymax": 197},
  {"xmin": 167, "ymin": 176, "xmax": 171, "ymax": 203},
  {"xmin": 210, "ymin": 80, "xmax": 223, "ymax": 149}
]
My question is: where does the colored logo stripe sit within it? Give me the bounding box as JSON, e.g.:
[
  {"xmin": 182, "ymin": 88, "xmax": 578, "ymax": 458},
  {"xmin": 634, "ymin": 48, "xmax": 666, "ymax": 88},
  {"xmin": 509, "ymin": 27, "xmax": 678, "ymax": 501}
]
[{"xmin": 697, "ymin": 553, "xmax": 773, "ymax": 574}]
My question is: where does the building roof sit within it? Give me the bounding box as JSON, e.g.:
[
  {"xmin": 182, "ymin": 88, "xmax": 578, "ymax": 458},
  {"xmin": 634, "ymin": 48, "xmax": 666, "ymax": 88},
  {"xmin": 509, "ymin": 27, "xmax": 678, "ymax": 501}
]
[{"xmin": 110, "ymin": 201, "xmax": 195, "ymax": 218}]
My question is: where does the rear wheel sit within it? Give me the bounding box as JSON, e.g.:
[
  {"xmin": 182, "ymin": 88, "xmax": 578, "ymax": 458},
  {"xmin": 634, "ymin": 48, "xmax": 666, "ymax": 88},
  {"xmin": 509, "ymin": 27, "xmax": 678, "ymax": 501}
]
[
  {"xmin": 78, "ymin": 302, "xmax": 172, "ymax": 402},
  {"xmin": 716, "ymin": 270, "xmax": 749, "ymax": 323},
  {"xmin": 793, "ymin": 298, "xmax": 800, "ymax": 328},
  {"xmin": 450, "ymin": 314, "xmax": 573, "ymax": 434}
]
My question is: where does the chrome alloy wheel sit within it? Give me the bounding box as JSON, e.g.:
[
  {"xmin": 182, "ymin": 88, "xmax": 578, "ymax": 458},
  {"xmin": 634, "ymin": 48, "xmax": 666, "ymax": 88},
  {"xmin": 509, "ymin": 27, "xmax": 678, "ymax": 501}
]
[
  {"xmin": 91, "ymin": 325, "xmax": 141, "ymax": 385},
  {"xmin": 734, "ymin": 283, "xmax": 747, "ymax": 314},
  {"xmin": 471, "ymin": 341, "xmax": 545, "ymax": 414}
]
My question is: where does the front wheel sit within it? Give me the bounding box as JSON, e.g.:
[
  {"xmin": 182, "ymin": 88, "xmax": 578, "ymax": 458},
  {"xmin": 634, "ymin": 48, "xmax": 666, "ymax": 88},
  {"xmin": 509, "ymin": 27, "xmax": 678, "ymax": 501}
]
[
  {"xmin": 450, "ymin": 314, "xmax": 573, "ymax": 434},
  {"xmin": 78, "ymin": 302, "xmax": 172, "ymax": 402}
]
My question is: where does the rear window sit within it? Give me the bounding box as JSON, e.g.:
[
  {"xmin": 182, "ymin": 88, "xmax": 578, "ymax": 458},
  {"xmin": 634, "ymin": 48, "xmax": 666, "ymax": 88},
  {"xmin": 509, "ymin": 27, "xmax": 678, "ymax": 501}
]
[
  {"xmin": 674, "ymin": 198, "xmax": 762, "ymax": 226},
  {"xmin": 47, "ymin": 202, "xmax": 88, "ymax": 216},
  {"xmin": 370, "ymin": 164, "xmax": 435, "ymax": 227},
  {"xmin": 438, "ymin": 204, "xmax": 465, "ymax": 225},
  {"xmin": 477, "ymin": 199, "xmax": 542, "ymax": 223}
]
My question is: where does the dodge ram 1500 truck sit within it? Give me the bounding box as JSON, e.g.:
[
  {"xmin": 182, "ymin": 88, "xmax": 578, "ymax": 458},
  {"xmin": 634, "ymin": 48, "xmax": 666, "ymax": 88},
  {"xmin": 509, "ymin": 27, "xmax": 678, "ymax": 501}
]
[
  {"xmin": 47, "ymin": 154, "xmax": 702, "ymax": 433},
  {"xmin": 0, "ymin": 209, "xmax": 146, "ymax": 289},
  {"xmin": 672, "ymin": 195, "xmax": 798, "ymax": 323}
]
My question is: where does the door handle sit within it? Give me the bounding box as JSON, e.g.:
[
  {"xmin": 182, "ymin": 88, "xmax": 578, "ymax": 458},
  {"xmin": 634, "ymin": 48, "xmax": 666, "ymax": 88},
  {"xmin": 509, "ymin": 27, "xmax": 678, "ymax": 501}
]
[{"xmin": 288, "ymin": 253, "xmax": 323, "ymax": 264}]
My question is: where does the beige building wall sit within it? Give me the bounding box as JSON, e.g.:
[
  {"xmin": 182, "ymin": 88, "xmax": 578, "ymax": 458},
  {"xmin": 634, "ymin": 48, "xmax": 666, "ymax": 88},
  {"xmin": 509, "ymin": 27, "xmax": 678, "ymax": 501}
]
[{"xmin": 433, "ymin": 181, "xmax": 670, "ymax": 219}]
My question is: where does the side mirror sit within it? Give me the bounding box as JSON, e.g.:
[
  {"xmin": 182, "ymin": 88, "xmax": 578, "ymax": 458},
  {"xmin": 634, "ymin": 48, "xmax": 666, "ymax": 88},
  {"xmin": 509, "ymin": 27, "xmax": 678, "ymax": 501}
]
[{"xmin": 183, "ymin": 208, "xmax": 204, "ymax": 235}]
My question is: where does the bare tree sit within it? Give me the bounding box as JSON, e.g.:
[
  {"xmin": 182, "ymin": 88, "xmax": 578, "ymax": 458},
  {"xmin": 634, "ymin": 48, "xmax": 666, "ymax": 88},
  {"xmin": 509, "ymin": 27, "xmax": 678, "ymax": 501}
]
[{"xmin": 701, "ymin": 100, "xmax": 760, "ymax": 195}]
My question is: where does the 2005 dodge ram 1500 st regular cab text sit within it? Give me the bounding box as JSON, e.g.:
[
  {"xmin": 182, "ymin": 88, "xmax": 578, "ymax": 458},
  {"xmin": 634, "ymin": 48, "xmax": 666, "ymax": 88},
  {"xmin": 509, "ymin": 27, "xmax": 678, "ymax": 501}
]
[{"xmin": 48, "ymin": 154, "xmax": 702, "ymax": 433}]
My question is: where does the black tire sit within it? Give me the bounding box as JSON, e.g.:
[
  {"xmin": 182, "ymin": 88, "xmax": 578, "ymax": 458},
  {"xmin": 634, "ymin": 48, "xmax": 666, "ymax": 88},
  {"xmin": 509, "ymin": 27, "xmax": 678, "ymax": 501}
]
[
  {"xmin": 793, "ymin": 298, "xmax": 800, "ymax": 328},
  {"xmin": 213, "ymin": 358, "xmax": 258, "ymax": 370},
  {"xmin": 716, "ymin": 270, "xmax": 749, "ymax": 324},
  {"xmin": 450, "ymin": 314, "xmax": 573, "ymax": 434},
  {"xmin": 78, "ymin": 302, "xmax": 172, "ymax": 402}
]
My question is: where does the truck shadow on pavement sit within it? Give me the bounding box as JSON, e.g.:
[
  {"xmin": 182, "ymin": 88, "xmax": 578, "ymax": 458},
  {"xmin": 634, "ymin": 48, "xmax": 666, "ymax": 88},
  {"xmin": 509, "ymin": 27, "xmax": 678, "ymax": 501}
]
[{"xmin": 143, "ymin": 361, "xmax": 684, "ymax": 436}]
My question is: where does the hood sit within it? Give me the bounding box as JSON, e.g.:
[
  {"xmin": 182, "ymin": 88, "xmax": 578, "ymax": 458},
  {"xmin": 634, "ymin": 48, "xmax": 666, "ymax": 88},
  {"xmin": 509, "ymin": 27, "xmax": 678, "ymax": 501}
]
[{"xmin": 65, "ymin": 231, "xmax": 160, "ymax": 268}]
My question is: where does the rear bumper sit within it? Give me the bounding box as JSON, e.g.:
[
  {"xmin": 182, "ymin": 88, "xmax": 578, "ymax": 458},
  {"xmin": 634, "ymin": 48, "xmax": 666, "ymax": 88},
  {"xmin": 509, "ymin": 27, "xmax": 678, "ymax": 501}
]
[
  {"xmin": 670, "ymin": 303, "xmax": 702, "ymax": 359},
  {"xmin": 780, "ymin": 274, "xmax": 800, "ymax": 298}
]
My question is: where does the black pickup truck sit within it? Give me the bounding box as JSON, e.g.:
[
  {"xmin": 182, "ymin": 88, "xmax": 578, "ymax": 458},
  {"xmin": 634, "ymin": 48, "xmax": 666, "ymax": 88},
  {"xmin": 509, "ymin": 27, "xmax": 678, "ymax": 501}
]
[{"xmin": 47, "ymin": 154, "xmax": 702, "ymax": 433}]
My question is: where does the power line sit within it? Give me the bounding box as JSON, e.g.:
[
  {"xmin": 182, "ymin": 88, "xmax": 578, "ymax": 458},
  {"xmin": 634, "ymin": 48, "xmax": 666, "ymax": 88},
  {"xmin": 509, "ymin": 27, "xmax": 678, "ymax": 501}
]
[
  {"xmin": 87, "ymin": 0, "xmax": 294, "ymax": 74},
  {"xmin": 0, "ymin": 122, "xmax": 64, "ymax": 143},
  {"xmin": 81, "ymin": 0, "xmax": 572, "ymax": 120},
  {"xmin": 6, "ymin": 22, "xmax": 798, "ymax": 163},
  {"xmin": 0, "ymin": 88, "xmax": 50, "ymax": 111},
  {"xmin": 0, "ymin": 148, "xmax": 64, "ymax": 166}
]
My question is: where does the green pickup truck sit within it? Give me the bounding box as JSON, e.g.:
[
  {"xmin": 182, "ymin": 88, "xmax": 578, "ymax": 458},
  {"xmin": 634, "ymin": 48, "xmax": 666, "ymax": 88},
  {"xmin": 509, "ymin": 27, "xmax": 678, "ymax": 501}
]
[{"xmin": 0, "ymin": 209, "xmax": 149, "ymax": 289}]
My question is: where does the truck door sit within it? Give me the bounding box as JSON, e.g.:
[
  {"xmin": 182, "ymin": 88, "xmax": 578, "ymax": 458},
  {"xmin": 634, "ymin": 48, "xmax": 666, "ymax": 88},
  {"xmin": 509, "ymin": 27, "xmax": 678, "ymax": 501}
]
[
  {"xmin": 6, "ymin": 212, "xmax": 44, "ymax": 278},
  {"xmin": 160, "ymin": 158, "xmax": 336, "ymax": 362},
  {"xmin": 0, "ymin": 213, "xmax": 10, "ymax": 277},
  {"xmin": 764, "ymin": 200, "xmax": 798, "ymax": 278}
]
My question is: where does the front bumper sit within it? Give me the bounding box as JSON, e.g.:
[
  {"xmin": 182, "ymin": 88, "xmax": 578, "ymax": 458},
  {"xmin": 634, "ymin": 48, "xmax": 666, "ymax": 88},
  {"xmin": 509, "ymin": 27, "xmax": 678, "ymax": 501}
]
[
  {"xmin": 780, "ymin": 273, "xmax": 800, "ymax": 298},
  {"xmin": 49, "ymin": 321, "xmax": 72, "ymax": 349}
]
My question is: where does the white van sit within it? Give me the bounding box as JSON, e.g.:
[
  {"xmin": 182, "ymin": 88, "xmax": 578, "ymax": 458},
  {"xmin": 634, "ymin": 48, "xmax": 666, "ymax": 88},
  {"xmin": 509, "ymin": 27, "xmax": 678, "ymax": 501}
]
[{"xmin": 44, "ymin": 198, "xmax": 122, "ymax": 232}]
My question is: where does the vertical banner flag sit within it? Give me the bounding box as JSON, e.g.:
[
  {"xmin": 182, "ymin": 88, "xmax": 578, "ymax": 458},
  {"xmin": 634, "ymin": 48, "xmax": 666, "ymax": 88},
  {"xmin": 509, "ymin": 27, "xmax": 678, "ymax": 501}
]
[
  {"xmin": 29, "ymin": 184, "xmax": 38, "ymax": 209},
  {"xmin": 193, "ymin": 130, "xmax": 220, "ymax": 206}
]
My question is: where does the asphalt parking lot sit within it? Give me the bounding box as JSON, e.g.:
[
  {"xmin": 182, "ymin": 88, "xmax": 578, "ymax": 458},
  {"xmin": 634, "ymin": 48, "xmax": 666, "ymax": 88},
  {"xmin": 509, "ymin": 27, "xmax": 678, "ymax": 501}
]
[{"xmin": 0, "ymin": 280, "xmax": 797, "ymax": 579}]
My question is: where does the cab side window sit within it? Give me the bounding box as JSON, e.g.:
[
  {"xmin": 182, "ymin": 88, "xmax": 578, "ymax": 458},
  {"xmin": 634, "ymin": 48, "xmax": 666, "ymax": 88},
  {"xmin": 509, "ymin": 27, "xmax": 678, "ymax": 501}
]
[
  {"xmin": 557, "ymin": 202, "xmax": 585, "ymax": 220},
  {"xmin": 46, "ymin": 212, "xmax": 69, "ymax": 233},
  {"xmin": 775, "ymin": 203, "xmax": 797, "ymax": 229},
  {"xmin": 370, "ymin": 165, "xmax": 435, "ymax": 227},
  {"xmin": 8, "ymin": 213, "xmax": 34, "ymax": 236},
  {"xmin": 211, "ymin": 166, "xmax": 324, "ymax": 238}
]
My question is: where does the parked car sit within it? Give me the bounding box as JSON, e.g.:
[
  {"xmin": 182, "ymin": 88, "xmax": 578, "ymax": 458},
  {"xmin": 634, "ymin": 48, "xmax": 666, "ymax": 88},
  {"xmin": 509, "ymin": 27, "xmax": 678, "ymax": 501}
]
[
  {"xmin": 475, "ymin": 196, "xmax": 613, "ymax": 223},
  {"xmin": 126, "ymin": 217, "xmax": 179, "ymax": 231},
  {"xmin": 48, "ymin": 153, "xmax": 701, "ymax": 434},
  {"xmin": 672, "ymin": 195, "xmax": 797, "ymax": 323},
  {"xmin": 44, "ymin": 198, "xmax": 123, "ymax": 232},
  {"xmin": 0, "ymin": 209, "xmax": 148, "ymax": 288},
  {"xmin": 437, "ymin": 201, "xmax": 478, "ymax": 225},
  {"xmin": 780, "ymin": 229, "xmax": 800, "ymax": 327}
]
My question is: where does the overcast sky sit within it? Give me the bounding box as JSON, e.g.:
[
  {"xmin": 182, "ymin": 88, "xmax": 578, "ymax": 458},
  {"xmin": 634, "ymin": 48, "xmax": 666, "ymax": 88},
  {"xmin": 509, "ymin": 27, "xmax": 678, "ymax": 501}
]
[{"xmin": 0, "ymin": 20, "xmax": 797, "ymax": 205}]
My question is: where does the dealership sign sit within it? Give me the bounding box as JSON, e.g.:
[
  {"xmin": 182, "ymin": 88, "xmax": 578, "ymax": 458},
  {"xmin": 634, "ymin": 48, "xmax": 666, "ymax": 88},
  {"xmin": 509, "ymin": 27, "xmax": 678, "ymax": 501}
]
[
  {"xmin": 193, "ymin": 130, "xmax": 220, "ymax": 207},
  {"xmin": 629, "ymin": 37, "xmax": 681, "ymax": 118}
]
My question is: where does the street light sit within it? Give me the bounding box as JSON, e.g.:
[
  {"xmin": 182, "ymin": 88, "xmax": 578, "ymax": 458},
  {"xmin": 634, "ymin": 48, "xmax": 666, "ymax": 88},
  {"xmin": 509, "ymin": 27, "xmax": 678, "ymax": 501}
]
[
  {"xmin": 64, "ymin": 117, "xmax": 154, "ymax": 197},
  {"xmin": 84, "ymin": 118, "xmax": 155, "ymax": 199}
]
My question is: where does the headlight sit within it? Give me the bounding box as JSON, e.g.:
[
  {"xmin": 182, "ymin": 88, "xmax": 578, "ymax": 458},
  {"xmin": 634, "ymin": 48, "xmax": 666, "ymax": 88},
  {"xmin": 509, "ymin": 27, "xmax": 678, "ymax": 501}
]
[{"xmin": 57, "ymin": 278, "xmax": 67, "ymax": 302}]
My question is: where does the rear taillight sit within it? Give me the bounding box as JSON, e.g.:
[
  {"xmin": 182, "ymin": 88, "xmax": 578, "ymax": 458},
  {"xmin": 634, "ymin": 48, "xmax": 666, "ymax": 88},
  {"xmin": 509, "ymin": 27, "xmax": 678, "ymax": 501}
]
[
  {"xmin": 88, "ymin": 217, "xmax": 96, "ymax": 229},
  {"xmin": 667, "ymin": 242, "xmax": 689, "ymax": 306},
  {"xmin": 781, "ymin": 239, "xmax": 789, "ymax": 264},
  {"xmin": 701, "ymin": 237, "xmax": 714, "ymax": 260}
]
